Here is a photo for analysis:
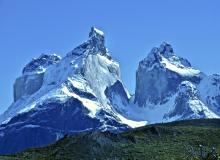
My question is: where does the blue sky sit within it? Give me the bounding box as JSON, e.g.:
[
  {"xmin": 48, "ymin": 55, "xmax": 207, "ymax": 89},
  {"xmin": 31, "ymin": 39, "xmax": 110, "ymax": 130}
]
[{"xmin": 0, "ymin": 0, "xmax": 220, "ymax": 113}]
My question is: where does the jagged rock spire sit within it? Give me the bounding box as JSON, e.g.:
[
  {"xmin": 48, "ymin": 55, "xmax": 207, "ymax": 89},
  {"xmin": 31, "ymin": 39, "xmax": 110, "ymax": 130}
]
[
  {"xmin": 147, "ymin": 42, "xmax": 174, "ymax": 60},
  {"xmin": 159, "ymin": 42, "xmax": 174, "ymax": 54},
  {"xmin": 70, "ymin": 27, "xmax": 108, "ymax": 57},
  {"xmin": 89, "ymin": 27, "xmax": 104, "ymax": 38},
  {"xmin": 88, "ymin": 27, "xmax": 107, "ymax": 54}
]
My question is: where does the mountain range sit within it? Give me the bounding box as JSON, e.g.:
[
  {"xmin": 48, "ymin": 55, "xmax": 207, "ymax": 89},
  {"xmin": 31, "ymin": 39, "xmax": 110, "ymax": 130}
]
[{"xmin": 0, "ymin": 27, "xmax": 220, "ymax": 154}]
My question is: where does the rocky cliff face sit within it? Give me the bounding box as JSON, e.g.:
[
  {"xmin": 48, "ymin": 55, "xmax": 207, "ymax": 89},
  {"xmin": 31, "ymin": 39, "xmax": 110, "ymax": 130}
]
[
  {"xmin": 164, "ymin": 81, "xmax": 217, "ymax": 120},
  {"xmin": 13, "ymin": 54, "xmax": 61, "ymax": 102},
  {"xmin": 134, "ymin": 42, "xmax": 202, "ymax": 106}
]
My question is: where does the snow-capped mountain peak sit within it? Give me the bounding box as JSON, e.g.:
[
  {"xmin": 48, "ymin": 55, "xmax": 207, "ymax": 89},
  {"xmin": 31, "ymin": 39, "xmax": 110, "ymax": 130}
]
[
  {"xmin": 159, "ymin": 42, "xmax": 175, "ymax": 58},
  {"xmin": 135, "ymin": 42, "xmax": 201, "ymax": 107},
  {"xmin": 0, "ymin": 27, "xmax": 146, "ymax": 154},
  {"xmin": 143, "ymin": 42, "xmax": 197, "ymax": 76},
  {"xmin": 133, "ymin": 42, "xmax": 220, "ymax": 124},
  {"xmin": 68, "ymin": 27, "xmax": 109, "ymax": 58},
  {"xmin": 89, "ymin": 26, "xmax": 104, "ymax": 38},
  {"xmin": 88, "ymin": 26, "xmax": 107, "ymax": 54}
]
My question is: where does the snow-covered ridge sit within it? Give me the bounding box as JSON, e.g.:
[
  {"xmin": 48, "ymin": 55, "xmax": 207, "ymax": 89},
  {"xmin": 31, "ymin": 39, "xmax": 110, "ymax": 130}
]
[
  {"xmin": 161, "ymin": 57, "xmax": 200, "ymax": 77},
  {"xmin": 22, "ymin": 54, "xmax": 61, "ymax": 75},
  {"xmin": 140, "ymin": 42, "xmax": 201, "ymax": 77},
  {"xmin": 89, "ymin": 26, "xmax": 104, "ymax": 36}
]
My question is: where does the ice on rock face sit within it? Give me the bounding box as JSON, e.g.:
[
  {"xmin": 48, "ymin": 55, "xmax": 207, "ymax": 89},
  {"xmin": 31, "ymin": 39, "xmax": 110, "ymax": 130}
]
[{"xmin": 83, "ymin": 54, "xmax": 120, "ymax": 105}]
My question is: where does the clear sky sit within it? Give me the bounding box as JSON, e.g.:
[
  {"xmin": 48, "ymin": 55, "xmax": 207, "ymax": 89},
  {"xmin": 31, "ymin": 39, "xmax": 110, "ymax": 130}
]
[{"xmin": 0, "ymin": 0, "xmax": 220, "ymax": 114}]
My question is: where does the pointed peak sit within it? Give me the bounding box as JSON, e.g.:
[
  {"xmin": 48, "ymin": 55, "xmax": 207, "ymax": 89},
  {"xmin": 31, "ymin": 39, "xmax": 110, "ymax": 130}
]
[
  {"xmin": 88, "ymin": 27, "xmax": 107, "ymax": 55},
  {"xmin": 145, "ymin": 42, "xmax": 175, "ymax": 62},
  {"xmin": 89, "ymin": 27, "xmax": 104, "ymax": 38},
  {"xmin": 148, "ymin": 42, "xmax": 174, "ymax": 56},
  {"xmin": 159, "ymin": 42, "xmax": 174, "ymax": 57},
  {"xmin": 159, "ymin": 42, "xmax": 173, "ymax": 52},
  {"xmin": 68, "ymin": 27, "xmax": 109, "ymax": 58},
  {"xmin": 141, "ymin": 42, "xmax": 194, "ymax": 70}
]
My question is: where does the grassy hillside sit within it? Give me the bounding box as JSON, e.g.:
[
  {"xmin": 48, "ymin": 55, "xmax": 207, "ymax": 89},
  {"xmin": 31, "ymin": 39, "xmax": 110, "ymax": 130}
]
[{"xmin": 1, "ymin": 119, "xmax": 220, "ymax": 160}]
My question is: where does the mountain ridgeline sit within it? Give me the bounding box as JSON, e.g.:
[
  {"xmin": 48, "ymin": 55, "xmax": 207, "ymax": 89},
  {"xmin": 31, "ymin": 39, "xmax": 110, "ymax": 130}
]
[{"xmin": 0, "ymin": 27, "xmax": 220, "ymax": 154}]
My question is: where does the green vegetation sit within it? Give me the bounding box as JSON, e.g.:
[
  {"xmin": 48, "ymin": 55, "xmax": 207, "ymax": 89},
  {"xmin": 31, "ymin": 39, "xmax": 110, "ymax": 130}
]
[{"xmin": 1, "ymin": 119, "xmax": 220, "ymax": 160}]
